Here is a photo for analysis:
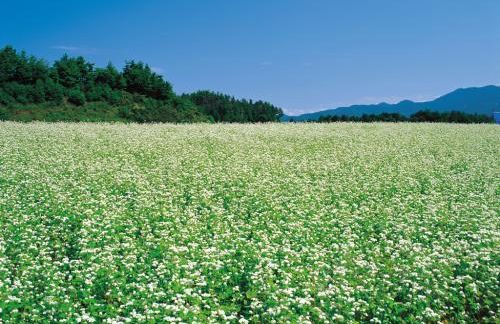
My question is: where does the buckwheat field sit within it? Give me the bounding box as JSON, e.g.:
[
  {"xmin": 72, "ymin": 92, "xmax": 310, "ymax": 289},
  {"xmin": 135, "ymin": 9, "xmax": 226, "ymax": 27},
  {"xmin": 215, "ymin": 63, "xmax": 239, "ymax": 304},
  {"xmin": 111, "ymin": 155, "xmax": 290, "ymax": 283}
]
[{"xmin": 0, "ymin": 122, "xmax": 498, "ymax": 323}]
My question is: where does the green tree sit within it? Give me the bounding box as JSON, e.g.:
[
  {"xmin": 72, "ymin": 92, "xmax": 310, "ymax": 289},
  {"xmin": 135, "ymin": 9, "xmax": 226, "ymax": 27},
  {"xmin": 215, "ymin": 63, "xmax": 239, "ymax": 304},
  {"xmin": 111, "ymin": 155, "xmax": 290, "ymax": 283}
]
[
  {"xmin": 43, "ymin": 78, "xmax": 64, "ymax": 104},
  {"xmin": 185, "ymin": 91, "xmax": 283, "ymax": 122},
  {"xmin": 15, "ymin": 51, "xmax": 49, "ymax": 84},
  {"xmin": 94, "ymin": 63, "xmax": 125, "ymax": 90},
  {"xmin": 122, "ymin": 61, "xmax": 173, "ymax": 100},
  {"xmin": 52, "ymin": 54, "xmax": 94, "ymax": 89},
  {"xmin": 0, "ymin": 46, "xmax": 19, "ymax": 83},
  {"xmin": 67, "ymin": 88, "xmax": 86, "ymax": 106}
]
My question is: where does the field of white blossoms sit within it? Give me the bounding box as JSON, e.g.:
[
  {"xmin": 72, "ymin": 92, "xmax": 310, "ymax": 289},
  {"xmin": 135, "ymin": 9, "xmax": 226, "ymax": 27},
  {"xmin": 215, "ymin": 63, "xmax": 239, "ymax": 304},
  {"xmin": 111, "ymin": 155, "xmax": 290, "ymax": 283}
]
[{"xmin": 0, "ymin": 122, "xmax": 498, "ymax": 323}]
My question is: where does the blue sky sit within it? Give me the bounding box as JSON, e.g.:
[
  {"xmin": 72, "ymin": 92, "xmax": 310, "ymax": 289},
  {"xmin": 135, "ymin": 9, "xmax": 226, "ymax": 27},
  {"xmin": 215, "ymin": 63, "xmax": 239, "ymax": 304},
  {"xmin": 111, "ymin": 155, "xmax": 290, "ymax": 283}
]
[{"xmin": 1, "ymin": 0, "xmax": 499, "ymax": 115}]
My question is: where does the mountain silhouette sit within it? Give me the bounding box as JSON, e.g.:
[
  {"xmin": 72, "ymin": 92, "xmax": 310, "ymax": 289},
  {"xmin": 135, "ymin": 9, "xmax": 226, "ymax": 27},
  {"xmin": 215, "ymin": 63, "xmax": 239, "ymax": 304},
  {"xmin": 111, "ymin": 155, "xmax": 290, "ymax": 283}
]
[{"xmin": 282, "ymin": 85, "xmax": 500, "ymax": 121}]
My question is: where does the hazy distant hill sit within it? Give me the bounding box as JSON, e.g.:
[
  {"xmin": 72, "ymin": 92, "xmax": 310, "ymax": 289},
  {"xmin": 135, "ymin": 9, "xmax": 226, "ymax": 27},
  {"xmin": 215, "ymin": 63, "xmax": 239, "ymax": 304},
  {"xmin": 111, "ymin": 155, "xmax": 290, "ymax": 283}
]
[{"xmin": 282, "ymin": 85, "xmax": 500, "ymax": 121}]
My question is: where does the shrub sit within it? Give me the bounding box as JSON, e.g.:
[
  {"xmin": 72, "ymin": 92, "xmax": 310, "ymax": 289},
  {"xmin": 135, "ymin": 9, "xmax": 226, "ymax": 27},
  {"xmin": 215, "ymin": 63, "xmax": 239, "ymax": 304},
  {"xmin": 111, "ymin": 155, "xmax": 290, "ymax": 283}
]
[
  {"xmin": 0, "ymin": 88, "xmax": 15, "ymax": 106},
  {"xmin": 67, "ymin": 88, "xmax": 86, "ymax": 106},
  {"xmin": 0, "ymin": 106, "xmax": 9, "ymax": 120},
  {"xmin": 43, "ymin": 79, "xmax": 64, "ymax": 104}
]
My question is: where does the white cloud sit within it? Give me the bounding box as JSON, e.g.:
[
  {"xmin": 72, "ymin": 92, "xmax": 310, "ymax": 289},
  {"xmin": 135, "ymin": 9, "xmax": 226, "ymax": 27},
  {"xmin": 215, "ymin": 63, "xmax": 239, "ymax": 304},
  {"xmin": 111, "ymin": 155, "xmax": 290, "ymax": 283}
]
[
  {"xmin": 51, "ymin": 45, "xmax": 80, "ymax": 51},
  {"xmin": 50, "ymin": 45, "xmax": 98, "ymax": 55},
  {"xmin": 259, "ymin": 61, "xmax": 273, "ymax": 67}
]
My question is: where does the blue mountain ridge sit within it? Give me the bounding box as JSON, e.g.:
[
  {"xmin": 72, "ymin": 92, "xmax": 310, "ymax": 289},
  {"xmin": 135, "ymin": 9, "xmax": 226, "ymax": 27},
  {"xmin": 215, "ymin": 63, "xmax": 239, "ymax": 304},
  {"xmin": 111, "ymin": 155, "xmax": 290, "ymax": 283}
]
[{"xmin": 281, "ymin": 85, "xmax": 500, "ymax": 121}]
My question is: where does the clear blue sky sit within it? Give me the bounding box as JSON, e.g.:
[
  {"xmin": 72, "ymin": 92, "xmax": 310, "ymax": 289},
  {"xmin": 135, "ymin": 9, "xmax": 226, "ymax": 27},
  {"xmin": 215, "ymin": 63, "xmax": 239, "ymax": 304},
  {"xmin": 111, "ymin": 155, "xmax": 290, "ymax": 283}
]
[{"xmin": 1, "ymin": 0, "xmax": 499, "ymax": 115}]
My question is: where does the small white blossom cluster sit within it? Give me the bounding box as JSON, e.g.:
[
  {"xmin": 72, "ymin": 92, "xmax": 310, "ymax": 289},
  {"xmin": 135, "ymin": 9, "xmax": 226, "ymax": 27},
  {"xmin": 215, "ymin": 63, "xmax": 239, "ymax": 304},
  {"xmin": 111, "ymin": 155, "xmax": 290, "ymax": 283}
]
[{"xmin": 0, "ymin": 122, "xmax": 498, "ymax": 322}]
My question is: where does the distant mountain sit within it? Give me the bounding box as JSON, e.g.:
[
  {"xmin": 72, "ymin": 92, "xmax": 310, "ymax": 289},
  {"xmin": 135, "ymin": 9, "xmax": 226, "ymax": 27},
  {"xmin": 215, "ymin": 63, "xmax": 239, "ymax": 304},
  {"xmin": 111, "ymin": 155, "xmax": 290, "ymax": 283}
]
[{"xmin": 282, "ymin": 85, "xmax": 500, "ymax": 121}]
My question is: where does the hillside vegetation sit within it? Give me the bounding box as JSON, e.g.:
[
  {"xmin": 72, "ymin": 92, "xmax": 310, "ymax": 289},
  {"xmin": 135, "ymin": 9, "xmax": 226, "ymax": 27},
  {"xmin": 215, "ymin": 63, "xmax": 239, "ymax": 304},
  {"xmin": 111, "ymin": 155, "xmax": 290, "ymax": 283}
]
[
  {"xmin": 0, "ymin": 122, "xmax": 498, "ymax": 322},
  {"xmin": 0, "ymin": 46, "xmax": 283, "ymax": 122},
  {"xmin": 313, "ymin": 110, "xmax": 492, "ymax": 123}
]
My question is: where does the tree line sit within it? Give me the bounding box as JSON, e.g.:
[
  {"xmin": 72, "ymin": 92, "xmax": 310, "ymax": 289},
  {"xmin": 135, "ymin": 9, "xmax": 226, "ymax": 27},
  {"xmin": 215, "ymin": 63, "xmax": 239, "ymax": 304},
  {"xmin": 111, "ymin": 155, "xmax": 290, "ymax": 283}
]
[
  {"xmin": 310, "ymin": 110, "xmax": 493, "ymax": 124},
  {"xmin": 0, "ymin": 46, "xmax": 283, "ymax": 122},
  {"xmin": 183, "ymin": 91, "xmax": 281, "ymax": 123}
]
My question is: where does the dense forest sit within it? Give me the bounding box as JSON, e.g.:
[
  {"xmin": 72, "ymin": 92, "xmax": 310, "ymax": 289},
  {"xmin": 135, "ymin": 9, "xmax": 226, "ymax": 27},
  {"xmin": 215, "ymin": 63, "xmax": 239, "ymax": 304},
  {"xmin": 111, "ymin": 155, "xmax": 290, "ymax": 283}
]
[
  {"xmin": 0, "ymin": 46, "xmax": 283, "ymax": 122},
  {"xmin": 183, "ymin": 91, "xmax": 282, "ymax": 123},
  {"xmin": 312, "ymin": 110, "xmax": 493, "ymax": 124}
]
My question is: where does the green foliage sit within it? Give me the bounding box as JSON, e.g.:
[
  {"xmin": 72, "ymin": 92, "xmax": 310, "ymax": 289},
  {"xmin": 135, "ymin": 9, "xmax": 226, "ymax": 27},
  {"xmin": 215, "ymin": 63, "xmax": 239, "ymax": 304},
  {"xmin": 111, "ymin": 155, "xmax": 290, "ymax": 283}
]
[
  {"xmin": 172, "ymin": 96, "xmax": 213, "ymax": 123},
  {"xmin": 1, "ymin": 82, "xmax": 33, "ymax": 104},
  {"xmin": 32, "ymin": 79, "xmax": 45, "ymax": 103},
  {"xmin": 0, "ymin": 45, "xmax": 285, "ymax": 123},
  {"xmin": 122, "ymin": 61, "xmax": 173, "ymax": 100},
  {"xmin": 85, "ymin": 83, "xmax": 114, "ymax": 102},
  {"xmin": 2, "ymin": 102, "xmax": 126, "ymax": 122},
  {"xmin": 67, "ymin": 88, "xmax": 86, "ymax": 106},
  {"xmin": 52, "ymin": 54, "xmax": 94, "ymax": 89},
  {"xmin": 42, "ymin": 78, "xmax": 65, "ymax": 104},
  {"xmin": 184, "ymin": 90, "xmax": 283, "ymax": 122},
  {"xmin": 410, "ymin": 110, "xmax": 492, "ymax": 123},
  {"xmin": 94, "ymin": 63, "xmax": 125, "ymax": 90},
  {"xmin": 0, "ymin": 88, "xmax": 14, "ymax": 105},
  {"xmin": 0, "ymin": 106, "xmax": 8, "ymax": 120},
  {"xmin": 0, "ymin": 46, "xmax": 18, "ymax": 82},
  {"xmin": 16, "ymin": 52, "xmax": 49, "ymax": 84},
  {"xmin": 317, "ymin": 110, "xmax": 493, "ymax": 124}
]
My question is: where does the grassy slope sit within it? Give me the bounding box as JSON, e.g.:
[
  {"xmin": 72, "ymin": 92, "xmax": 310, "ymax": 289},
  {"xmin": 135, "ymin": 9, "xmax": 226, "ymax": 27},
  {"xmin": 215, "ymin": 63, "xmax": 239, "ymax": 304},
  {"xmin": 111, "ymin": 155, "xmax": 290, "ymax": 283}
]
[{"xmin": 0, "ymin": 103, "xmax": 127, "ymax": 122}]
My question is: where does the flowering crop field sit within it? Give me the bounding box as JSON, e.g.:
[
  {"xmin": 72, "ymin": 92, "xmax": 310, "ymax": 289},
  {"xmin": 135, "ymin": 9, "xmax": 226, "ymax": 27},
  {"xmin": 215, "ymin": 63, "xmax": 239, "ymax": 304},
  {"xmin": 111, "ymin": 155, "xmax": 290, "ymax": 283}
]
[{"xmin": 0, "ymin": 122, "xmax": 498, "ymax": 323}]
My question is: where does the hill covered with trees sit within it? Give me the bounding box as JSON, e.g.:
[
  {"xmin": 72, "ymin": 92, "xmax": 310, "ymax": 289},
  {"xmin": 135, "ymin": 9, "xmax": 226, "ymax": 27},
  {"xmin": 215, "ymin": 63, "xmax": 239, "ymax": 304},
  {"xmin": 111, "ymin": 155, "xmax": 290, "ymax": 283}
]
[
  {"xmin": 282, "ymin": 86, "xmax": 500, "ymax": 122},
  {"xmin": 0, "ymin": 46, "xmax": 283, "ymax": 122}
]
